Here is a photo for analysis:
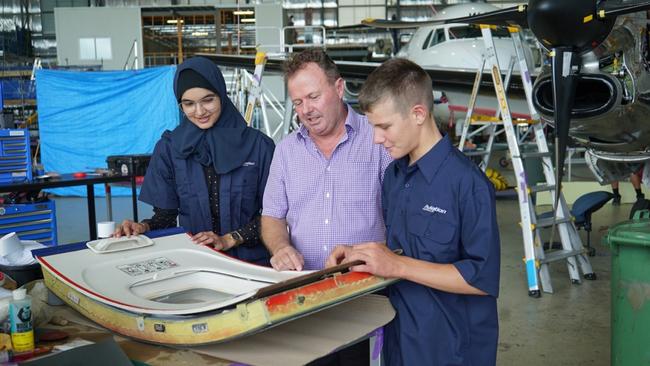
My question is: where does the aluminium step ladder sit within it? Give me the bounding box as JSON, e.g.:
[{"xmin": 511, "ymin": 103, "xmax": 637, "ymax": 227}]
[
  {"xmin": 458, "ymin": 25, "xmax": 595, "ymax": 296},
  {"xmin": 243, "ymin": 51, "xmax": 269, "ymax": 131},
  {"xmin": 226, "ymin": 52, "xmax": 297, "ymax": 140}
]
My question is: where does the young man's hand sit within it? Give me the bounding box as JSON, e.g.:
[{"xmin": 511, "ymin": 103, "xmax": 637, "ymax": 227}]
[
  {"xmin": 325, "ymin": 245, "xmax": 355, "ymax": 267},
  {"xmin": 270, "ymin": 246, "xmax": 305, "ymax": 271},
  {"xmin": 327, "ymin": 242, "xmax": 404, "ymax": 278}
]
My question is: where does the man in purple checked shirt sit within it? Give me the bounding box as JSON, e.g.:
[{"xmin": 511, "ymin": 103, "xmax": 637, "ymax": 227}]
[
  {"xmin": 261, "ymin": 48, "xmax": 391, "ymax": 366},
  {"xmin": 261, "ymin": 48, "xmax": 392, "ymax": 272}
]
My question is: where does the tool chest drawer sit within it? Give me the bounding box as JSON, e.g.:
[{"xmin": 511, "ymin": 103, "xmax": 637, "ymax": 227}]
[
  {"xmin": 0, "ymin": 129, "xmax": 32, "ymax": 183},
  {"xmin": 0, "ymin": 200, "xmax": 58, "ymax": 246}
]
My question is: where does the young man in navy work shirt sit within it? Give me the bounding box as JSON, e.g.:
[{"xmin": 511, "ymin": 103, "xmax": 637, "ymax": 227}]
[{"xmin": 326, "ymin": 58, "xmax": 500, "ymax": 365}]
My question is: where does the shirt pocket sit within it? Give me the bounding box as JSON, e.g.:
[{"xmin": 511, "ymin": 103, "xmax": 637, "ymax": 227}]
[
  {"xmin": 173, "ymin": 164, "xmax": 197, "ymax": 216},
  {"xmin": 344, "ymin": 162, "xmax": 375, "ymax": 195},
  {"xmin": 231, "ymin": 166, "xmax": 260, "ymax": 219},
  {"xmin": 341, "ymin": 161, "xmax": 380, "ymax": 226},
  {"xmin": 233, "ymin": 166, "xmax": 258, "ymax": 197},
  {"xmin": 408, "ymin": 213, "xmax": 457, "ymax": 263}
]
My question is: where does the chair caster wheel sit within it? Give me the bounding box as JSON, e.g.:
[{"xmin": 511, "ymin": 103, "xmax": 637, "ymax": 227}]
[
  {"xmin": 587, "ymin": 247, "xmax": 596, "ymax": 257},
  {"xmin": 584, "ymin": 273, "xmax": 597, "ymax": 281},
  {"xmin": 571, "ymin": 279, "xmax": 581, "ymax": 285},
  {"xmin": 528, "ymin": 290, "xmax": 541, "ymax": 298}
]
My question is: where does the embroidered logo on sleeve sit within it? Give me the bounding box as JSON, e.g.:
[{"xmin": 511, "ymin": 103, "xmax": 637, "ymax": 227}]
[{"xmin": 422, "ymin": 204, "xmax": 447, "ymax": 214}]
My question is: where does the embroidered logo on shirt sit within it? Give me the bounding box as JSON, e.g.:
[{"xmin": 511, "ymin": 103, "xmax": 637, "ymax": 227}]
[
  {"xmin": 422, "ymin": 204, "xmax": 447, "ymax": 214},
  {"xmin": 243, "ymin": 162, "xmax": 256, "ymax": 166}
]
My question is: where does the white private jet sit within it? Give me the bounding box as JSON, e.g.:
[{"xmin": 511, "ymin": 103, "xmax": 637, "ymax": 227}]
[
  {"xmin": 392, "ymin": 3, "xmax": 538, "ymax": 73},
  {"xmin": 359, "ymin": 2, "xmax": 541, "ymax": 124}
]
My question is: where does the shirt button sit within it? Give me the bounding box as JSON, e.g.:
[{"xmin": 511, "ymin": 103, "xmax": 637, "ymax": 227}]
[
  {"xmin": 323, "ymin": 246, "xmax": 327, "ymax": 251},
  {"xmin": 405, "ymin": 183, "xmax": 410, "ymax": 188},
  {"xmin": 326, "ymin": 166, "xmax": 331, "ymax": 171},
  {"xmin": 325, "ymin": 219, "xmax": 330, "ymax": 224},
  {"xmin": 326, "ymin": 192, "xmax": 330, "ymax": 198}
]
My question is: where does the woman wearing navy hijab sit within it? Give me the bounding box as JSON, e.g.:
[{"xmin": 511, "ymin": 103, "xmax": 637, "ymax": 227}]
[{"xmin": 114, "ymin": 57, "xmax": 274, "ymax": 265}]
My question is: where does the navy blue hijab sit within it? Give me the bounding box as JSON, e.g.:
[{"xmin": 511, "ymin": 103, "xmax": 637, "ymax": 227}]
[{"xmin": 170, "ymin": 57, "xmax": 259, "ymax": 174}]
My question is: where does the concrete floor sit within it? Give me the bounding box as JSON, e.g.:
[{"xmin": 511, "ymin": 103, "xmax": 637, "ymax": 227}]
[
  {"xmin": 495, "ymin": 197, "xmax": 625, "ymax": 366},
  {"xmin": 48, "ymin": 192, "xmax": 628, "ymax": 366}
]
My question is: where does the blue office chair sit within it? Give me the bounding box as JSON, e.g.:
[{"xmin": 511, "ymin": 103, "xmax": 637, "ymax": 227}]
[
  {"xmin": 572, "ymin": 191, "xmax": 615, "ymax": 256},
  {"xmin": 540, "ymin": 191, "xmax": 614, "ymax": 256}
]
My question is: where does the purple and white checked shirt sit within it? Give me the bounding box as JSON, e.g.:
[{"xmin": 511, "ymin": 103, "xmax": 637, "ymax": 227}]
[{"xmin": 263, "ymin": 105, "xmax": 392, "ymax": 270}]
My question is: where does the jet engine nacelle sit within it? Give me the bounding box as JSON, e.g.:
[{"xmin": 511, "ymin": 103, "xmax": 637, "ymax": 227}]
[{"xmin": 532, "ymin": 17, "xmax": 650, "ymax": 154}]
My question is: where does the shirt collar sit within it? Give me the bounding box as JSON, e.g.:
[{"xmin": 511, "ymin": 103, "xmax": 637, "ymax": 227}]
[
  {"xmin": 396, "ymin": 134, "xmax": 453, "ymax": 184},
  {"xmin": 297, "ymin": 103, "xmax": 357, "ymax": 140}
]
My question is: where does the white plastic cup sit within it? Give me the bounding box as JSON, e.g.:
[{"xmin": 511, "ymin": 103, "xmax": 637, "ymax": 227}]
[
  {"xmin": 0, "ymin": 232, "xmax": 23, "ymax": 257},
  {"xmin": 97, "ymin": 221, "xmax": 116, "ymax": 239}
]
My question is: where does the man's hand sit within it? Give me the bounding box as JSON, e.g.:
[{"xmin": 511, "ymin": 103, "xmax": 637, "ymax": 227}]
[
  {"xmin": 325, "ymin": 245, "xmax": 355, "ymax": 267},
  {"xmin": 329, "ymin": 242, "xmax": 404, "ymax": 278},
  {"xmin": 114, "ymin": 220, "xmax": 148, "ymax": 238},
  {"xmin": 270, "ymin": 246, "xmax": 305, "ymax": 271},
  {"xmin": 191, "ymin": 231, "xmax": 235, "ymax": 251}
]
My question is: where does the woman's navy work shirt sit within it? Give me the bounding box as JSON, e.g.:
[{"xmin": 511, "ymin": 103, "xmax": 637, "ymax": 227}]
[
  {"xmin": 382, "ymin": 135, "xmax": 500, "ymax": 366},
  {"xmin": 139, "ymin": 130, "xmax": 275, "ymax": 265}
]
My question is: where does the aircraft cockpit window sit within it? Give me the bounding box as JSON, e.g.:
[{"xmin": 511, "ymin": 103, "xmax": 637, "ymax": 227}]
[
  {"xmin": 422, "ymin": 30, "xmax": 433, "ymax": 50},
  {"xmin": 428, "ymin": 29, "xmax": 445, "ymax": 48},
  {"xmin": 448, "ymin": 26, "xmax": 509, "ymax": 40}
]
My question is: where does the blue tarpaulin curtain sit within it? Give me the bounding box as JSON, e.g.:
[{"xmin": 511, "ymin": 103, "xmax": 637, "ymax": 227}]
[{"xmin": 36, "ymin": 66, "xmax": 180, "ymax": 196}]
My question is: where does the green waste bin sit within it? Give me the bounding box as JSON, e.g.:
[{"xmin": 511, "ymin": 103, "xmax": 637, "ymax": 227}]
[{"xmin": 603, "ymin": 210, "xmax": 650, "ymax": 366}]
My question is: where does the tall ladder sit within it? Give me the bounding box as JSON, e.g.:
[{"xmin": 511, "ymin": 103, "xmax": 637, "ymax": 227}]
[
  {"xmin": 226, "ymin": 54, "xmax": 297, "ymax": 140},
  {"xmin": 27, "ymin": 57, "xmax": 42, "ymax": 98},
  {"xmin": 458, "ymin": 25, "xmax": 595, "ymax": 296},
  {"xmin": 243, "ymin": 51, "xmax": 268, "ymax": 126}
]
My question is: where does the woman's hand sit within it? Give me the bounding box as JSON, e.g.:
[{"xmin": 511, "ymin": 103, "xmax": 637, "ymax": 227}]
[
  {"xmin": 114, "ymin": 220, "xmax": 149, "ymax": 238},
  {"xmin": 191, "ymin": 231, "xmax": 235, "ymax": 251}
]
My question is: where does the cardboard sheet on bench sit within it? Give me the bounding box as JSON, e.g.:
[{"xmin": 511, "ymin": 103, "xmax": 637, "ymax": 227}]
[{"xmin": 55, "ymin": 294, "xmax": 395, "ymax": 366}]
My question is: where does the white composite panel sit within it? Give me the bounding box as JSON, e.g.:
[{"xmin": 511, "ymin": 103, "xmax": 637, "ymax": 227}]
[{"xmin": 39, "ymin": 233, "xmax": 307, "ymax": 315}]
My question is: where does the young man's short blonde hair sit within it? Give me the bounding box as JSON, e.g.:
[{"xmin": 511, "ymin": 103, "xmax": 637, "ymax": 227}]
[{"xmin": 359, "ymin": 58, "xmax": 434, "ymax": 116}]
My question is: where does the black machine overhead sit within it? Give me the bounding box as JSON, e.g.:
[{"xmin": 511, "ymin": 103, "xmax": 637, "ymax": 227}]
[
  {"xmin": 361, "ymin": 6, "xmax": 530, "ymax": 29},
  {"xmin": 437, "ymin": 0, "xmax": 650, "ymax": 204}
]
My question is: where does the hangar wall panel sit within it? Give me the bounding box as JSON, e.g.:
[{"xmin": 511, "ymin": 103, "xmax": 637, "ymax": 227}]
[
  {"xmin": 338, "ymin": 6, "xmax": 385, "ymax": 27},
  {"xmin": 339, "ymin": 0, "xmax": 384, "ymax": 6},
  {"xmin": 54, "ymin": 7, "xmax": 143, "ymax": 70}
]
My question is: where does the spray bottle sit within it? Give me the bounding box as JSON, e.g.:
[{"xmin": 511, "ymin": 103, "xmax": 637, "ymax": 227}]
[{"xmin": 9, "ymin": 288, "xmax": 34, "ymax": 353}]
